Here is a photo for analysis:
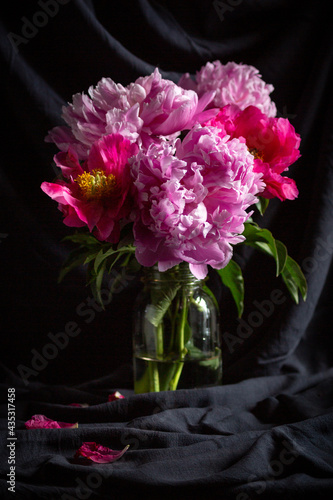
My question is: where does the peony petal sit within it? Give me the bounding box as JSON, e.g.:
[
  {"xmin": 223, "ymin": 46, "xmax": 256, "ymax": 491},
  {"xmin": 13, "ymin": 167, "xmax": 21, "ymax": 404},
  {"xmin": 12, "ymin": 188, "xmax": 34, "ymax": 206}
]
[
  {"xmin": 108, "ymin": 391, "xmax": 125, "ymax": 402},
  {"xmin": 189, "ymin": 263, "xmax": 208, "ymax": 280},
  {"xmin": 25, "ymin": 414, "xmax": 78, "ymax": 429},
  {"xmin": 74, "ymin": 442, "xmax": 130, "ymax": 463}
]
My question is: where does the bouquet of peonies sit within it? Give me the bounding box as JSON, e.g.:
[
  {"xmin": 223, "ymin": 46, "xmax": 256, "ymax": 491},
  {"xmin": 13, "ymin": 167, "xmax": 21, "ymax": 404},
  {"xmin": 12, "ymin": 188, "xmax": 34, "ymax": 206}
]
[{"xmin": 41, "ymin": 61, "xmax": 307, "ymax": 317}]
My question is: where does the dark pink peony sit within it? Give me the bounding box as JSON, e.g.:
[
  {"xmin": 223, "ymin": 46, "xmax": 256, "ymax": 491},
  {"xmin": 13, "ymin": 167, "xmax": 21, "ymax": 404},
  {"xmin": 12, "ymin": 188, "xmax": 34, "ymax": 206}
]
[
  {"xmin": 207, "ymin": 105, "xmax": 301, "ymax": 201},
  {"xmin": 131, "ymin": 126, "xmax": 263, "ymax": 279},
  {"xmin": 41, "ymin": 134, "xmax": 138, "ymax": 243}
]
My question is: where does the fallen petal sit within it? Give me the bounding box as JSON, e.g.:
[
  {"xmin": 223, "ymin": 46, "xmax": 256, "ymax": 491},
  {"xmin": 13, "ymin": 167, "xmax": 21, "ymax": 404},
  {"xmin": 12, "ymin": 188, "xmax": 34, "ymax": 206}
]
[
  {"xmin": 108, "ymin": 391, "xmax": 125, "ymax": 402},
  {"xmin": 74, "ymin": 442, "xmax": 130, "ymax": 463},
  {"xmin": 25, "ymin": 414, "xmax": 78, "ymax": 429}
]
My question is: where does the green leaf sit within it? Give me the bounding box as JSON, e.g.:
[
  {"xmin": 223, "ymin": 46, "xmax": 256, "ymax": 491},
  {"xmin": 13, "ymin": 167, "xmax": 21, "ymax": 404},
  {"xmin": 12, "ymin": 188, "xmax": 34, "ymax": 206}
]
[
  {"xmin": 256, "ymin": 197, "xmax": 270, "ymax": 215},
  {"xmin": 242, "ymin": 221, "xmax": 307, "ymax": 304},
  {"xmin": 146, "ymin": 283, "xmax": 181, "ymax": 327},
  {"xmin": 183, "ymin": 320, "xmax": 192, "ymax": 345},
  {"xmin": 90, "ymin": 259, "xmax": 107, "ymax": 307},
  {"xmin": 93, "ymin": 244, "xmax": 135, "ymax": 274},
  {"xmin": 94, "ymin": 248, "xmax": 107, "ymax": 274},
  {"xmin": 58, "ymin": 254, "xmax": 87, "ymax": 283},
  {"xmin": 281, "ymin": 255, "xmax": 308, "ymax": 304},
  {"xmin": 83, "ymin": 252, "xmax": 100, "ymax": 265},
  {"xmin": 62, "ymin": 232, "xmax": 100, "ymax": 247},
  {"xmin": 274, "ymin": 239, "xmax": 288, "ymax": 275},
  {"xmin": 202, "ymin": 284, "xmax": 219, "ymax": 310},
  {"xmin": 216, "ymin": 259, "xmax": 244, "ymax": 317},
  {"xmin": 199, "ymin": 347, "xmax": 221, "ymax": 370},
  {"xmin": 58, "ymin": 247, "xmax": 91, "ymax": 283},
  {"xmin": 242, "ymin": 221, "xmax": 287, "ymax": 276}
]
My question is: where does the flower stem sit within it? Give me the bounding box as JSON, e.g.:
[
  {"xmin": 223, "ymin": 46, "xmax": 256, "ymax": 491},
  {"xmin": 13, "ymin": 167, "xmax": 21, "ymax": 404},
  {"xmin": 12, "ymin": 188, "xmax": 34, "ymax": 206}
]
[
  {"xmin": 169, "ymin": 288, "xmax": 188, "ymax": 390},
  {"xmin": 148, "ymin": 361, "xmax": 160, "ymax": 392}
]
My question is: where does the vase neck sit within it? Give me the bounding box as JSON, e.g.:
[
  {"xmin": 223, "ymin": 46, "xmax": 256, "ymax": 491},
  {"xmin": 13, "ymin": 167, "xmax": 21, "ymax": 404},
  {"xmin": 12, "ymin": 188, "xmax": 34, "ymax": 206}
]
[{"xmin": 143, "ymin": 263, "xmax": 202, "ymax": 285}]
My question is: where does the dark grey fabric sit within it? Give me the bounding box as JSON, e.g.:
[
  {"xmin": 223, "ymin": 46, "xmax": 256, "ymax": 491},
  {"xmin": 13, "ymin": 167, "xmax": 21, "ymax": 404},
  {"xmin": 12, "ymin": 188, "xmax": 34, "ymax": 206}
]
[
  {"xmin": 1, "ymin": 365, "xmax": 333, "ymax": 499},
  {"xmin": 1, "ymin": 1, "xmax": 333, "ymax": 498}
]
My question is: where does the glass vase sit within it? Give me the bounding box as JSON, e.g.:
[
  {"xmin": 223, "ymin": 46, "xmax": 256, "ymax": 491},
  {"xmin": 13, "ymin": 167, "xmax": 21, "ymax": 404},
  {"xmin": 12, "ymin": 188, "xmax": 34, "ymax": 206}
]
[{"xmin": 132, "ymin": 263, "xmax": 222, "ymax": 393}]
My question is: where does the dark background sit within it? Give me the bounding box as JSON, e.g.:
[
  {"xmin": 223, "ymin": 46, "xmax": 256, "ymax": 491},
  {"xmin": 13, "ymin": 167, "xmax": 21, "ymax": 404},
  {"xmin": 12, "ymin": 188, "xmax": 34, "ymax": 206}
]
[
  {"xmin": 1, "ymin": 2, "xmax": 333, "ymax": 499},
  {"xmin": 1, "ymin": 0, "xmax": 332, "ymax": 388}
]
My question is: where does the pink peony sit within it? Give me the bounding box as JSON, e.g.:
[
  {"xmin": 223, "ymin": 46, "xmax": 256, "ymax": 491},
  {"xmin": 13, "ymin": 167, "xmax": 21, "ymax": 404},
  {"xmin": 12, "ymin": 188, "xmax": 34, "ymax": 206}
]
[
  {"xmin": 131, "ymin": 126, "xmax": 263, "ymax": 279},
  {"xmin": 179, "ymin": 60, "xmax": 277, "ymax": 118},
  {"xmin": 74, "ymin": 442, "xmax": 129, "ymax": 463},
  {"xmin": 45, "ymin": 69, "xmax": 215, "ymax": 159},
  {"xmin": 25, "ymin": 414, "xmax": 78, "ymax": 429},
  {"xmin": 41, "ymin": 134, "xmax": 138, "ymax": 243},
  {"xmin": 208, "ymin": 105, "xmax": 301, "ymax": 201}
]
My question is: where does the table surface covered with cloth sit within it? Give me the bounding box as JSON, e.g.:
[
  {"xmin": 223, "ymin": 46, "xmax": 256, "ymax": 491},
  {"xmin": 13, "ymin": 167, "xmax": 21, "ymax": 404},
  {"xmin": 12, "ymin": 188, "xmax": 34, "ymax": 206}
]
[{"xmin": 1, "ymin": 1, "xmax": 333, "ymax": 499}]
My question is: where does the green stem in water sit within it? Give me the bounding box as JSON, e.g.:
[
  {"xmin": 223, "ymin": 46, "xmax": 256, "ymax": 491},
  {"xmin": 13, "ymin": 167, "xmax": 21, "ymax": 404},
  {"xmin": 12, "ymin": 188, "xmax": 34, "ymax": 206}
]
[
  {"xmin": 168, "ymin": 296, "xmax": 179, "ymax": 353},
  {"xmin": 169, "ymin": 288, "xmax": 188, "ymax": 391},
  {"xmin": 149, "ymin": 322, "xmax": 164, "ymax": 392},
  {"xmin": 156, "ymin": 323, "xmax": 164, "ymax": 358},
  {"xmin": 148, "ymin": 361, "xmax": 160, "ymax": 392}
]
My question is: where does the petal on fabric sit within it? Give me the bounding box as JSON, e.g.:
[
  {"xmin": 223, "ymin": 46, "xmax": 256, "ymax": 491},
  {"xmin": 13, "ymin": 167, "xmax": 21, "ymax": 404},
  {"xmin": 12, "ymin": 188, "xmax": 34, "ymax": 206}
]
[
  {"xmin": 25, "ymin": 414, "xmax": 78, "ymax": 429},
  {"xmin": 108, "ymin": 391, "xmax": 125, "ymax": 402},
  {"xmin": 74, "ymin": 442, "xmax": 129, "ymax": 464}
]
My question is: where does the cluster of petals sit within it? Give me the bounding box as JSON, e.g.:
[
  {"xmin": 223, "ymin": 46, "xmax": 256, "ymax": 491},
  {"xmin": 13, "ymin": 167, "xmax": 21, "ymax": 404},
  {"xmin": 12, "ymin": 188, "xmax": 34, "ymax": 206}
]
[
  {"xmin": 131, "ymin": 125, "xmax": 264, "ymax": 279},
  {"xmin": 41, "ymin": 62, "xmax": 302, "ymax": 276},
  {"xmin": 41, "ymin": 134, "xmax": 137, "ymax": 243},
  {"xmin": 178, "ymin": 60, "xmax": 277, "ymax": 118},
  {"xmin": 45, "ymin": 68, "xmax": 216, "ymax": 159},
  {"xmin": 24, "ymin": 418, "xmax": 129, "ymax": 464},
  {"xmin": 207, "ymin": 105, "xmax": 301, "ymax": 201}
]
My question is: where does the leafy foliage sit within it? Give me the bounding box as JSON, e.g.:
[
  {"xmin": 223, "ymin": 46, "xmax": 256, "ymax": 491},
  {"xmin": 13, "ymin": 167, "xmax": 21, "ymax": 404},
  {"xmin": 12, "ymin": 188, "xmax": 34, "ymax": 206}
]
[
  {"xmin": 205, "ymin": 220, "xmax": 307, "ymax": 316},
  {"xmin": 59, "ymin": 230, "xmax": 137, "ymax": 306},
  {"xmin": 216, "ymin": 260, "xmax": 244, "ymax": 317}
]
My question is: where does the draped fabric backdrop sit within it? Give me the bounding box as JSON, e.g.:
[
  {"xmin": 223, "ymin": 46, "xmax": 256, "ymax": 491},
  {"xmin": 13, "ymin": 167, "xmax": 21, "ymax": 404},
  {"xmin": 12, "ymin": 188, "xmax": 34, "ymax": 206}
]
[{"xmin": 0, "ymin": 1, "xmax": 332, "ymax": 499}]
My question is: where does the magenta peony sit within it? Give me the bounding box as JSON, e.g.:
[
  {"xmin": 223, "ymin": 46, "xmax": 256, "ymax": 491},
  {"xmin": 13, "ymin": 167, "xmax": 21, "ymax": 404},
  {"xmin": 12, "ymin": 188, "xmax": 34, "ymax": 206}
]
[
  {"xmin": 179, "ymin": 60, "xmax": 277, "ymax": 118},
  {"xmin": 207, "ymin": 105, "xmax": 301, "ymax": 201},
  {"xmin": 131, "ymin": 125, "xmax": 264, "ymax": 279},
  {"xmin": 41, "ymin": 134, "xmax": 138, "ymax": 243}
]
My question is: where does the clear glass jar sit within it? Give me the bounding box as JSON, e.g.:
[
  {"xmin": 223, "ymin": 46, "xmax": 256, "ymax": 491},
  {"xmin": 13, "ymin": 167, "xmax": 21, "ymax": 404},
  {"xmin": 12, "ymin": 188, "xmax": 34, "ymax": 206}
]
[{"xmin": 132, "ymin": 263, "xmax": 222, "ymax": 393}]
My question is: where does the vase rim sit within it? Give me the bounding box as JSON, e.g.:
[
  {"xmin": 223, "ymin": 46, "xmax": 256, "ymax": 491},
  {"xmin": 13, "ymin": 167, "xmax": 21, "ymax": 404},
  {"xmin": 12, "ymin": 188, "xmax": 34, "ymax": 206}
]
[{"xmin": 142, "ymin": 262, "xmax": 204, "ymax": 284}]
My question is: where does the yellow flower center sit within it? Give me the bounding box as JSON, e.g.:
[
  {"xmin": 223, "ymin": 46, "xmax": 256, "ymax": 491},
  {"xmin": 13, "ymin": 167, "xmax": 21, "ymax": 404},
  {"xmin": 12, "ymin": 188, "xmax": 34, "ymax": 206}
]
[
  {"xmin": 75, "ymin": 169, "xmax": 117, "ymax": 200},
  {"xmin": 248, "ymin": 148, "xmax": 264, "ymax": 161}
]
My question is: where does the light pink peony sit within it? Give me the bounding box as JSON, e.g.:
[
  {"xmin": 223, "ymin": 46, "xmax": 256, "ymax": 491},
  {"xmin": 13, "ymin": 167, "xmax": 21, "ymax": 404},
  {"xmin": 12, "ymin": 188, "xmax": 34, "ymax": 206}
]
[
  {"xmin": 41, "ymin": 134, "xmax": 138, "ymax": 243},
  {"xmin": 45, "ymin": 69, "xmax": 215, "ymax": 159},
  {"xmin": 131, "ymin": 126, "xmax": 263, "ymax": 279},
  {"xmin": 179, "ymin": 60, "xmax": 277, "ymax": 118},
  {"xmin": 207, "ymin": 105, "xmax": 301, "ymax": 201}
]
